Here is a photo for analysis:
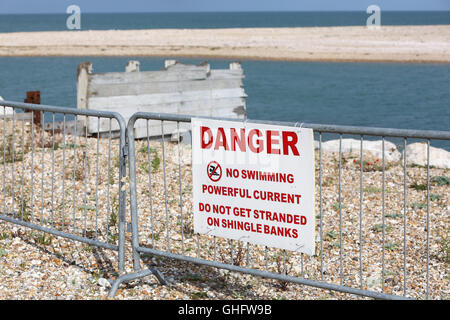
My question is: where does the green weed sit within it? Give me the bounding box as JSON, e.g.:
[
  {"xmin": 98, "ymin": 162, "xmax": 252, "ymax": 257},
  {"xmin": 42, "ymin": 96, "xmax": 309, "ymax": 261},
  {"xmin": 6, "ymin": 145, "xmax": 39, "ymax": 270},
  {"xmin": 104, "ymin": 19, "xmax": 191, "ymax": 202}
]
[
  {"xmin": 138, "ymin": 146, "xmax": 157, "ymax": 154},
  {"xmin": 431, "ymin": 176, "xmax": 450, "ymax": 186},
  {"xmin": 385, "ymin": 242, "xmax": 399, "ymax": 251},
  {"xmin": 410, "ymin": 202, "xmax": 426, "ymax": 210},
  {"xmin": 409, "ymin": 182, "xmax": 428, "ymax": 191},
  {"xmin": 139, "ymin": 162, "xmax": 149, "ymax": 174},
  {"xmin": 364, "ymin": 186, "xmax": 382, "ymax": 193},
  {"xmin": 32, "ymin": 233, "xmax": 52, "ymax": 245},
  {"xmin": 0, "ymin": 232, "xmax": 10, "ymax": 240},
  {"xmin": 331, "ymin": 203, "xmax": 347, "ymax": 211},
  {"xmin": 151, "ymin": 154, "xmax": 161, "ymax": 172},
  {"xmin": 430, "ymin": 193, "xmax": 442, "ymax": 201},
  {"xmin": 183, "ymin": 273, "xmax": 203, "ymax": 282},
  {"xmin": 371, "ymin": 224, "xmax": 393, "ymax": 233},
  {"xmin": 326, "ymin": 230, "xmax": 338, "ymax": 240},
  {"xmin": 437, "ymin": 231, "xmax": 449, "ymax": 264},
  {"xmin": 385, "ymin": 213, "xmax": 403, "ymax": 219}
]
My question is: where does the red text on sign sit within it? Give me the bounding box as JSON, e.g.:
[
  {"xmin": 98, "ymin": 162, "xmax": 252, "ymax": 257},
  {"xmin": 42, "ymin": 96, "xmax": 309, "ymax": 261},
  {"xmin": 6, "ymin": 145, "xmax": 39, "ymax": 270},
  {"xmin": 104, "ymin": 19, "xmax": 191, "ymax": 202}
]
[{"xmin": 200, "ymin": 126, "xmax": 300, "ymax": 156}]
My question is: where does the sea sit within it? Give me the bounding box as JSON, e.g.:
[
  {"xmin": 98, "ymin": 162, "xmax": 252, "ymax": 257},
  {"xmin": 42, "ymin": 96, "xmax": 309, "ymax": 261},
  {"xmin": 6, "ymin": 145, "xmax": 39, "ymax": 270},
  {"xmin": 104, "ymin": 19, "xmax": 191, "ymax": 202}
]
[{"xmin": 0, "ymin": 12, "xmax": 449, "ymax": 149}]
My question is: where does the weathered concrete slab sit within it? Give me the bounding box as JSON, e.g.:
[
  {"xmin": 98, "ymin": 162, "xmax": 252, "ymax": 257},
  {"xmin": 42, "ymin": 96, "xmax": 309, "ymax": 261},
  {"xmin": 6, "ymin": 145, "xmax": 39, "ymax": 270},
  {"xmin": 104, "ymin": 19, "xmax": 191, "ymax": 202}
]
[{"xmin": 78, "ymin": 60, "xmax": 247, "ymax": 138}]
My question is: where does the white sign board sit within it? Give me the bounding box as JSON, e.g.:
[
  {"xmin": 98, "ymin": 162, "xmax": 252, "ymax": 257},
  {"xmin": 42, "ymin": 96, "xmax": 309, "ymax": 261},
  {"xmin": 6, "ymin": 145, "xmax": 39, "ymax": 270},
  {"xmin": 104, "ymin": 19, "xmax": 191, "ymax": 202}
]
[{"xmin": 192, "ymin": 118, "xmax": 315, "ymax": 255}]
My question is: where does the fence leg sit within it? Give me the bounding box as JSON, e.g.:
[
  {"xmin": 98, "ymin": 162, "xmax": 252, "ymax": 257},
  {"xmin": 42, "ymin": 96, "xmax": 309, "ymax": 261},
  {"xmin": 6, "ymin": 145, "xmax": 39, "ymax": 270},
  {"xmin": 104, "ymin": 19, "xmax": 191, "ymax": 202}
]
[
  {"xmin": 108, "ymin": 268, "xmax": 168, "ymax": 298},
  {"xmin": 126, "ymin": 118, "xmax": 142, "ymax": 272},
  {"xmin": 117, "ymin": 124, "xmax": 128, "ymax": 274}
]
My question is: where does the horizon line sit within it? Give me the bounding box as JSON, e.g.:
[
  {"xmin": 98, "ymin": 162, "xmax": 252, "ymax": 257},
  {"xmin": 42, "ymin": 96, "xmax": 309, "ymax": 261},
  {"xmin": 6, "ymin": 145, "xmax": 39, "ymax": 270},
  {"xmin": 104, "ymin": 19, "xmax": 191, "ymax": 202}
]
[{"xmin": 1, "ymin": 9, "xmax": 449, "ymax": 15}]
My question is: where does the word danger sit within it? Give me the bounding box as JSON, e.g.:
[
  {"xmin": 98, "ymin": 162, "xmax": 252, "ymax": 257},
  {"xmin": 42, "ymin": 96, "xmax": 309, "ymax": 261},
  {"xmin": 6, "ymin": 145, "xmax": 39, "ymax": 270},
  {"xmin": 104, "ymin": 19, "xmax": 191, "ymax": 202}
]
[{"xmin": 200, "ymin": 126, "xmax": 300, "ymax": 156}]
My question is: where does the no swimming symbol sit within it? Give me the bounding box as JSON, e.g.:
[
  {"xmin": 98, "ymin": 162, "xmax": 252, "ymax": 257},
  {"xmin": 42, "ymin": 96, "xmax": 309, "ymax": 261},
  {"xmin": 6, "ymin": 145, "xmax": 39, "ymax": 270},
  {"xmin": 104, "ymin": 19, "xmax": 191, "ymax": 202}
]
[{"xmin": 207, "ymin": 161, "xmax": 222, "ymax": 182}]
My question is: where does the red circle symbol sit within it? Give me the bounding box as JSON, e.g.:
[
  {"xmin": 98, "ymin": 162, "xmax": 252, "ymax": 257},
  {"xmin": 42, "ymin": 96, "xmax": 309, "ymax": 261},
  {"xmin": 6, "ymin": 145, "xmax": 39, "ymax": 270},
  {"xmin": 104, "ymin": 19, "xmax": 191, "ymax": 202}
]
[{"xmin": 207, "ymin": 161, "xmax": 222, "ymax": 182}]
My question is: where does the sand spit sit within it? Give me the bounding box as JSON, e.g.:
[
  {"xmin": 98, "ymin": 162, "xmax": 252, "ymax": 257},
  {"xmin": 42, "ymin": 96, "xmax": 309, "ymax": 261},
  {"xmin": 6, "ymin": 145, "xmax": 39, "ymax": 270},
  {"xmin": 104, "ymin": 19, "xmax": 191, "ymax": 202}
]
[{"xmin": 0, "ymin": 26, "xmax": 449, "ymax": 63}]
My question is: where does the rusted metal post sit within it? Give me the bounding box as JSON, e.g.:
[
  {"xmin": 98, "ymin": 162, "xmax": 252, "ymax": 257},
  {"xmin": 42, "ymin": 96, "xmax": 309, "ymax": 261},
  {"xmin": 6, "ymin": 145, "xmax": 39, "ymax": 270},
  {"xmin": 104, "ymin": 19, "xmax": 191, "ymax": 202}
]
[{"xmin": 24, "ymin": 91, "xmax": 41, "ymax": 126}]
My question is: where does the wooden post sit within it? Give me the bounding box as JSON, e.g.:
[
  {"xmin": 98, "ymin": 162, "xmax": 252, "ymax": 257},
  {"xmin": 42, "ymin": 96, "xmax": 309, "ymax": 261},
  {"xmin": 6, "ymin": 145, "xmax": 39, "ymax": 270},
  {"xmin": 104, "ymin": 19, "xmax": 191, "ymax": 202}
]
[
  {"xmin": 126, "ymin": 60, "xmax": 140, "ymax": 72},
  {"xmin": 77, "ymin": 62, "xmax": 92, "ymax": 110},
  {"xmin": 165, "ymin": 60, "xmax": 177, "ymax": 68},
  {"xmin": 77, "ymin": 62, "xmax": 92, "ymax": 133},
  {"xmin": 229, "ymin": 62, "xmax": 242, "ymax": 70},
  {"xmin": 24, "ymin": 90, "xmax": 41, "ymax": 125}
]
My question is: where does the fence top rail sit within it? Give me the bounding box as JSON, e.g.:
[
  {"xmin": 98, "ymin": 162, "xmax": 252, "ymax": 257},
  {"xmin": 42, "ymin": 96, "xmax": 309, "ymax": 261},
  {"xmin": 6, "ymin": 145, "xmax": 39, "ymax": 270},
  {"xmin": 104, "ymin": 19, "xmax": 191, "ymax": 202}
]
[
  {"xmin": 129, "ymin": 111, "xmax": 450, "ymax": 141},
  {"xmin": 1, "ymin": 100, "xmax": 126, "ymax": 124}
]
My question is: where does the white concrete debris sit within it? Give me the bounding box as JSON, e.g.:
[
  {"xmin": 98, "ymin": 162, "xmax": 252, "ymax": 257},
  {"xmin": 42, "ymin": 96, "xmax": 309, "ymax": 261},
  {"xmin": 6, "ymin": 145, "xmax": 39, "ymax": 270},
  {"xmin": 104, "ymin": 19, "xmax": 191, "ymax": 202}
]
[
  {"xmin": 405, "ymin": 142, "xmax": 450, "ymax": 169},
  {"xmin": 0, "ymin": 96, "xmax": 14, "ymax": 115},
  {"xmin": 319, "ymin": 138, "xmax": 402, "ymax": 162},
  {"xmin": 98, "ymin": 277, "xmax": 111, "ymax": 288}
]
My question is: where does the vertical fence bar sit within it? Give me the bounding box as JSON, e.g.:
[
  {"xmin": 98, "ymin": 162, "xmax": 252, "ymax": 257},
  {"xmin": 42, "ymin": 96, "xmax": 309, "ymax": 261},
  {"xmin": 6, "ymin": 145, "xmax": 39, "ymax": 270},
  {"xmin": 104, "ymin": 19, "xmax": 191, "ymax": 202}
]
[
  {"xmin": 403, "ymin": 138, "xmax": 407, "ymax": 297},
  {"xmin": 338, "ymin": 134, "xmax": 343, "ymax": 286},
  {"xmin": 61, "ymin": 114, "xmax": 66, "ymax": 230},
  {"xmin": 106, "ymin": 119, "xmax": 112, "ymax": 243},
  {"xmin": 247, "ymin": 242, "xmax": 250, "ymax": 268},
  {"xmin": 319, "ymin": 132, "xmax": 324, "ymax": 281},
  {"xmin": 300, "ymin": 253, "xmax": 304, "ymax": 277},
  {"xmin": 83, "ymin": 116, "xmax": 88, "ymax": 237},
  {"xmin": 146, "ymin": 120, "xmax": 155, "ymax": 249},
  {"xmin": 2, "ymin": 107, "xmax": 6, "ymax": 213},
  {"xmin": 51, "ymin": 113, "xmax": 55, "ymax": 227},
  {"xmin": 72, "ymin": 117, "xmax": 78, "ymax": 233},
  {"xmin": 359, "ymin": 135, "xmax": 364, "ymax": 289},
  {"xmin": 129, "ymin": 116, "xmax": 141, "ymax": 272},
  {"xmin": 30, "ymin": 111, "xmax": 35, "ymax": 222},
  {"xmin": 20, "ymin": 114, "xmax": 25, "ymax": 221},
  {"xmin": 40, "ymin": 112, "xmax": 45, "ymax": 225},
  {"xmin": 382, "ymin": 137, "xmax": 386, "ymax": 293},
  {"xmin": 11, "ymin": 110, "xmax": 15, "ymax": 217},
  {"xmin": 230, "ymin": 240, "xmax": 234, "ymax": 265},
  {"xmin": 160, "ymin": 121, "xmax": 170, "ymax": 252},
  {"xmin": 265, "ymin": 246, "xmax": 268, "ymax": 271},
  {"xmin": 197, "ymin": 234, "xmax": 200, "ymax": 259},
  {"xmin": 213, "ymin": 236, "xmax": 217, "ymax": 261},
  {"xmin": 95, "ymin": 117, "xmax": 100, "ymax": 239},
  {"xmin": 117, "ymin": 115, "xmax": 127, "ymax": 273},
  {"xmin": 176, "ymin": 122, "xmax": 185, "ymax": 256},
  {"xmin": 426, "ymin": 140, "xmax": 430, "ymax": 299}
]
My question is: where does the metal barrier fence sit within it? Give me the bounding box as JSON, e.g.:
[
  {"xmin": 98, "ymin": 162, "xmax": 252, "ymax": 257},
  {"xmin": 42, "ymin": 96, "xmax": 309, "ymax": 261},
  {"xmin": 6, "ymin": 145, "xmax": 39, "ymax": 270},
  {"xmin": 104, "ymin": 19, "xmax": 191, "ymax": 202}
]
[
  {"xmin": 0, "ymin": 101, "xmax": 448, "ymax": 300},
  {"xmin": 0, "ymin": 100, "xmax": 128, "ymax": 273},
  {"xmin": 114, "ymin": 111, "xmax": 450, "ymax": 300}
]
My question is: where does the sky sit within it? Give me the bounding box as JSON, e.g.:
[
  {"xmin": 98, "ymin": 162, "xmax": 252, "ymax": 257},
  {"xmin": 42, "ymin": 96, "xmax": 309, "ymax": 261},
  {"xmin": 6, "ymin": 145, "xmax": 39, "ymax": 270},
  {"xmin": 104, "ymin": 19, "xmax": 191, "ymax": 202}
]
[{"xmin": 0, "ymin": 0, "xmax": 449, "ymax": 14}]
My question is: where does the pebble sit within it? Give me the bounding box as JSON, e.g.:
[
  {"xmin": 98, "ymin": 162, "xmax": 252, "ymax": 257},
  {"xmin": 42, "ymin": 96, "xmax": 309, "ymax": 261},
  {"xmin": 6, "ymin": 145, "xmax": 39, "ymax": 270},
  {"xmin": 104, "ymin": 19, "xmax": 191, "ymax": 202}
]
[
  {"xmin": 98, "ymin": 278, "xmax": 111, "ymax": 288},
  {"xmin": 0, "ymin": 128, "xmax": 447, "ymax": 300}
]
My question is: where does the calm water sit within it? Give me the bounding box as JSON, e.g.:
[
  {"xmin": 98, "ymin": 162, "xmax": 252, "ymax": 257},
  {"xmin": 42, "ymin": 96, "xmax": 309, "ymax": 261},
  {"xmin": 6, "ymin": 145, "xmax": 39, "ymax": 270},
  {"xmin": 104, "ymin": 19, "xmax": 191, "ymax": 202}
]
[
  {"xmin": 0, "ymin": 57, "xmax": 449, "ymax": 149},
  {"xmin": 0, "ymin": 11, "xmax": 449, "ymax": 32},
  {"xmin": 0, "ymin": 12, "xmax": 449, "ymax": 149}
]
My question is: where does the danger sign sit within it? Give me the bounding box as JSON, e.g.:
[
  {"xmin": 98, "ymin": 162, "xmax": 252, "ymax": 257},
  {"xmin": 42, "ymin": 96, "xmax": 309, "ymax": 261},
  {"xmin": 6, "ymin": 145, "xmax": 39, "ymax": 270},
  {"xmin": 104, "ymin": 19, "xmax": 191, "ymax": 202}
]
[{"xmin": 192, "ymin": 118, "xmax": 315, "ymax": 255}]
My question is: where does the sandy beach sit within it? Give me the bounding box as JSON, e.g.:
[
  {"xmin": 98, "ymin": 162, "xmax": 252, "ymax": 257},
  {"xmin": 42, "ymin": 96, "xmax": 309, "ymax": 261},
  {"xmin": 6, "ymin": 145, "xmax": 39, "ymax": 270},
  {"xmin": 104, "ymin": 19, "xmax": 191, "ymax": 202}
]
[{"xmin": 0, "ymin": 25, "xmax": 449, "ymax": 63}]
